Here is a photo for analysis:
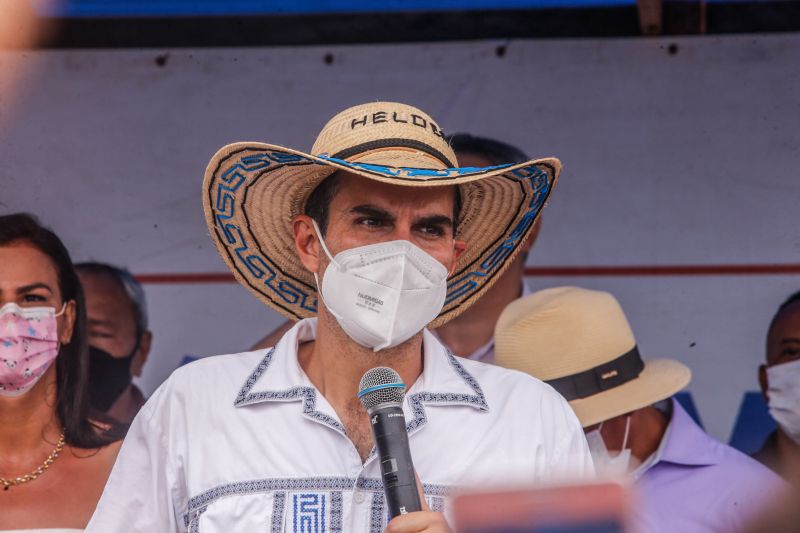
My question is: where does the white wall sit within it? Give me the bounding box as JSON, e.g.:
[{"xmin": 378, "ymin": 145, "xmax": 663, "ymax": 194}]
[{"xmin": 2, "ymin": 34, "xmax": 799, "ymax": 440}]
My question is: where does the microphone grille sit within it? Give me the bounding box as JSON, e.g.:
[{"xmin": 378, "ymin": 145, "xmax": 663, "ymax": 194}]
[{"xmin": 358, "ymin": 367, "xmax": 406, "ymax": 410}]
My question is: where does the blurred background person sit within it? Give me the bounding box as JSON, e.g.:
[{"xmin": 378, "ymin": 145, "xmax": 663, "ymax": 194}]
[
  {"xmin": 432, "ymin": 133, "xmax": 540, "ymax": 363},
  {"xmin": 75, "ymin": 262, "xmax": 151, "ymax": 424},
  {"xmin": 0, "ymin": 213, "xmax": 122, "ymax": 532},
  {"xmin": 249, "ymin": 133, "xmax": 541, "ymax": 361},
  {"xmin": 495, "ymin": 286, "xmax": 786, "ymax": 533},
  {"xmin": 753, "ymin": 289, "xmax": 800, "ymax": 485}
]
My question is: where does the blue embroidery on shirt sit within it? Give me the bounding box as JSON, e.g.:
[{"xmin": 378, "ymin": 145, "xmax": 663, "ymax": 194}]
[
  {"xmin": 294, "ymin": 493, "xmax": 326, "ymax": 533},
  {"xmin": 369, "ymin": 491, "xmax": 385, "ymax": 533},
  {"xmin": 184, "ymin": 477, "xmax": 453, "ymax": 527},
  {"xmin": 234, "ymin": 348, "xmax": 346, "ymax": 435},
  {"xmin": 272, "ymin": 491, "xmax": 287, "ymax": 533},
  {"xmin": 330, "ymin": 492, "xmax": 343, "ymax": 533},
  {"xmin": 234, "ymin": 346, "xmax": 487, "ymax": 444},
  {"xmin": 431, "ymin": 496, "xmax": 445, "ymax": 513},
  {"xmin": 187, "ymin": 505, "xmax": 208, "ymax": 533},
  {"xmin": 405, "ymin": 351, "xmax": 488, "ymax": 435}
]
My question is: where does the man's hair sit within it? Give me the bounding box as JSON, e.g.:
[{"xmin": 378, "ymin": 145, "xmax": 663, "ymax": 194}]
[
  {"xmin": 447, "ymin": 133, "xmax": 530, "ymax": 166},
  {"xmin": 768, "ymin": 289, "xmax": 800, "ymax": 340},
  {"xmin": 75, "ymin": 262, "xmax": 149, "ymax": 336},
  {"xmin": 304, "ymin": 173, "xmax": 343, "ymax": 236},
  {"xmin": 304, "ymin": 171, "xmax": 462, "ymax": 237}
]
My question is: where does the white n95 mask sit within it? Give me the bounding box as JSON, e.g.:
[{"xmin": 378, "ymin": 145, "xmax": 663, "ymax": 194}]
[
  {"xmin": 312, "ymin": 220, "xmax": 449, "ymax": 352},
  {"xmin": 585, "ymin": 416, "xmax": 632, "ymax": 479},
  {"xmin": 767, "ymin": 358, "xmax": 800, "ymax": 445}
]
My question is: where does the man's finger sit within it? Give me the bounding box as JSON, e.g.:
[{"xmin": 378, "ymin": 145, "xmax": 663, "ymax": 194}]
[{"xmin": 386, "ymin": 510, "xmax": 446, "ymax": 533}]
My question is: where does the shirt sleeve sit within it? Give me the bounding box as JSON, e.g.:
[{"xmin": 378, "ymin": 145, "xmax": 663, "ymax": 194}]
[
  {"xmin": 86, "ymin": 379, "xmax": 186, "ymax": 533},
  {"xmin": 545, "ymin": 392, "xmax": 596, "ymax": 483}
]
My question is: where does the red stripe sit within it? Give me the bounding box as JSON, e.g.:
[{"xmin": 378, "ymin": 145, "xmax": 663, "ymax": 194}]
[
  {"xmin": 524, "ymin": 264, "xmax": 800, "ymax": 276},
  {"xmin": 133, "ymin": 264, "xmax": 800, "ymax": 284}
]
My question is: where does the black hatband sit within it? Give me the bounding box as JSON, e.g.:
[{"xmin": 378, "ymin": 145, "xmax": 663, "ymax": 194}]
[{"xmin": 546, "ymin": 346, "xmax": 644, "ymax": 401}]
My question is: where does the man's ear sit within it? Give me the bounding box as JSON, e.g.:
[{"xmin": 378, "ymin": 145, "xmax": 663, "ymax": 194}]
[
  {"xmin": 449, "ymin": 239, "xmax": 467, "ymax": 276},
  {"xmin": 131, "ymin": 330, "xmax": 152, "ymax": 378},
  {"xmin": 520, "ymin": 218, "xmax": 542, "ymax": 254},
  {"xmin": 293, "ymin": 215, "xmax": 322, "ymax": 274},
  {"xmin": 759, "ymin": 364, "xmax": 769, "ymax": 402}
]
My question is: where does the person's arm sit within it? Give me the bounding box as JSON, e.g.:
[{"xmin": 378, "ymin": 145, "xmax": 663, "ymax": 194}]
[
  {"xmin": 85, "ymin": 383, "xmax": 184, "ymax": 532},
  {"xmin": 249, "ymin": 319, "xmax": 294, "ymax": 351},
  {"xmin": 543, "ymin": 391, "xmax": 595, "ymax": 482}
]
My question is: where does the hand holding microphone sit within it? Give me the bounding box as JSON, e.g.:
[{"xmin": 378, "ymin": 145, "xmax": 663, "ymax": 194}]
[{"xmin": 358, "ymin": 367, "xmax": 451, "ymax": 532}]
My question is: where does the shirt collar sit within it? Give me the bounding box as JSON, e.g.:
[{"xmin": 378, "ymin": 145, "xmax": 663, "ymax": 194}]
[
  {"xmin": 653, "ymin": 397, "xmax": 721, "ymax": 468},
  {"xmin": 234, "ymin": 318, "xmax": 489, "ymax": 420}
]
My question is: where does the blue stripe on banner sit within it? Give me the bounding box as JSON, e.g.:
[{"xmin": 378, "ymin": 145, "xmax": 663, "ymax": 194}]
[{"xmin": 32, "ymin": 0, "xmax": 638, "ymax": 18}]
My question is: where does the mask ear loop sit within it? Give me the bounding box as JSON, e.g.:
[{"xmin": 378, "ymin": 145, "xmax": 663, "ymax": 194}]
[
  {"xmin": 54, "ymin": 302, "xmax": 68, "ymax": 318},
  {"xmin": 620, "ymin": 415, "xmax": 632, "ymax": 451},
  {"xmin": 310, "ymin": 219, "xmax": 338, "ymax": 268},
  {"xmin": 309, "ymin": 219, "xmax": 344, "ymax": 321}
]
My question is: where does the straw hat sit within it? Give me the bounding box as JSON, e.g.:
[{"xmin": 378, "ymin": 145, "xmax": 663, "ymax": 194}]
[
  {"xmin": 202, "ymin": 102, "xmax": 560, "ymax": 327},
  {"xmin": 494, "ymin": 287, "xmax": 691, "ymax": 427}
]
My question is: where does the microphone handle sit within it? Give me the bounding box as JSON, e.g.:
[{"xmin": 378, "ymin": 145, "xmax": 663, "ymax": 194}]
[{"xmin": 369, "ymin": 404, "xmax": 423, "ymax": 518}]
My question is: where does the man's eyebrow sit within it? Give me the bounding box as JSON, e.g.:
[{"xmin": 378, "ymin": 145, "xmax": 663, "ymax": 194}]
[
  {"xmin": 780, "ymin": 338, "xmax": 800, "ymax": 345},
  {"xmin": 415, "ymin": 214, "xmax": 455, "ymax": 229},
  {"xmin": 350, "ymin": 204, "xmax": 394, "ymax": 220},
  {"xmin": 16, "ymin": 283, "xmax": 53, "ymax": 294},
  {"xmin": 88, "ymin": 318, "xmax": 115, "ymax": 328}
]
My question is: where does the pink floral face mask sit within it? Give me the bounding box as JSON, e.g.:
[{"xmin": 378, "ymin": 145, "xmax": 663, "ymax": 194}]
[{"xmin": 0, "ymin": 303, "xmax": 63, "ymax": 397}]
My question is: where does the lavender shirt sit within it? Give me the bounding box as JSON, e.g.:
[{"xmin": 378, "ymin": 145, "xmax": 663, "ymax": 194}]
[{"xmin": 633, "ymin": 399, "xmax": 786, "ymax": 532}]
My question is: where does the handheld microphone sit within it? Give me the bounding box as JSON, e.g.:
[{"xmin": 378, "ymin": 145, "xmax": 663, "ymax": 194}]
[{"xmin": 358, "ymin": 367, "xmax": 422, "ymax": 518}]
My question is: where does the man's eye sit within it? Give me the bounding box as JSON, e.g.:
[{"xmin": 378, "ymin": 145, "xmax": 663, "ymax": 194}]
[
  {"xmin": 780, "ymin": 348, "xmax": 800, "ymax": 359},
  {"xmin": 419, "ymin": 225, "xmax": 445, "ymax": 237},
  {"xmin": 22, "ymin": 294, "xmax": 47, "ymax": 303},
  {"xmin": 357, "ymin": 217, "xmax": 384, "ymax": 227}
]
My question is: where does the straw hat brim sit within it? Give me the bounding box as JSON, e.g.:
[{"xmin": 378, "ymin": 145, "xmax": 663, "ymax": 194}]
[
  {"xmin": 570, "ymin": 358, "xmax": 692, "ymax": 428},
  {"xmin": 202, "ymin": 142, "xmax": 560, "ymax": 327}
]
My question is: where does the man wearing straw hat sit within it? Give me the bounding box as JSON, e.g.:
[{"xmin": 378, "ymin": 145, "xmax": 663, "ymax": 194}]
[
  {"xmin": 495, "ymin": 286, "xmax": 785, "ymax": 533},
  {"xmin": 86, "ymin": 102, "xmax": 592, "ymax": 533}
]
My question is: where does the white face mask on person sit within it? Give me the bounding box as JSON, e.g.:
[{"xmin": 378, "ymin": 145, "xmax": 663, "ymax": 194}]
[
  {"xmin": 585, "ymin": 416, "xmax": 632, "ymax": 478},
  {"xmin": 767, "ymin": 359, "xmax": 800, "ymax": 445},
  {"xmin": 311, "ymin": 219, "xmax": 449, "ymax": 352}
]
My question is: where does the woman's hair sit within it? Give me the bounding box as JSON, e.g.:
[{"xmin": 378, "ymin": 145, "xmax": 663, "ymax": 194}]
[{"xmin": 0, "ymin": 213, "xmax": 123, "ymax": 448}]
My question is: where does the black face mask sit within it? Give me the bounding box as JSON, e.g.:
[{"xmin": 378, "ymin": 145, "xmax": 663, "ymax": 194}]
[{"xmin": 88, "ymin": 345, "xmax": 136, "ymax": 412}]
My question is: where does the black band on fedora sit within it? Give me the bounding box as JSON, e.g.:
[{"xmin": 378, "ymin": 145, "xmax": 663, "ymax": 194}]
[
  {"xmin": 546, "ymin": 346, "xmax": 645, "ymax": 401},
  {"xmin": 332, "ymin": 138, "xmax": 456, "ymax": 168}
]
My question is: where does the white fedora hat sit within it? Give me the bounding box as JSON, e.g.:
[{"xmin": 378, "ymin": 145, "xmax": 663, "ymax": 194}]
[{"xmin": 495, "ymin": 287, "xmax": 691, "ymax": 427}]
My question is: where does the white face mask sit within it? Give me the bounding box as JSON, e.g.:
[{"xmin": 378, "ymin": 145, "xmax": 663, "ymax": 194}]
[
  {"xmin": 312, "ymin": 220, "xmax": 449, "ymax": 352},
  {"xmin": 585, "ymin": 416, "xmax": 632, "ymax": 478},
  {"xmin": 767, "ymin": 358, "xmax": 800, "ymax": 445}
]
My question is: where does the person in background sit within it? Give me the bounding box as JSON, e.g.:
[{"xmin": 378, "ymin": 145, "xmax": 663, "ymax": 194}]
[
  {"xmin": 495, "ymin": 286, "xmax": 786, "ymax": 533},
  {"xmin": 431, "ymin": 133, "xmax": 539, "ymax": 363},
  {"xmin": 0, "ymin": 213, "xmax": 122, "ymax": 532},
  {"xmin": 75, "ymin": 263, "xmax": 151, "ymax": 424},
  {"xmin": 249, "ymin": 133, "xmax": 540, "ymax": 362},
  {"xmin": 753, "ymin": 289, "xmax": 800, "ymax": 484}
]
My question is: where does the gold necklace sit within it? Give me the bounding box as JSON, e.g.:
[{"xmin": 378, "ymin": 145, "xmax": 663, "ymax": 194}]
[{"xmin": 1, "ymin": 431, "xmax": 66, "ymax": 491}]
